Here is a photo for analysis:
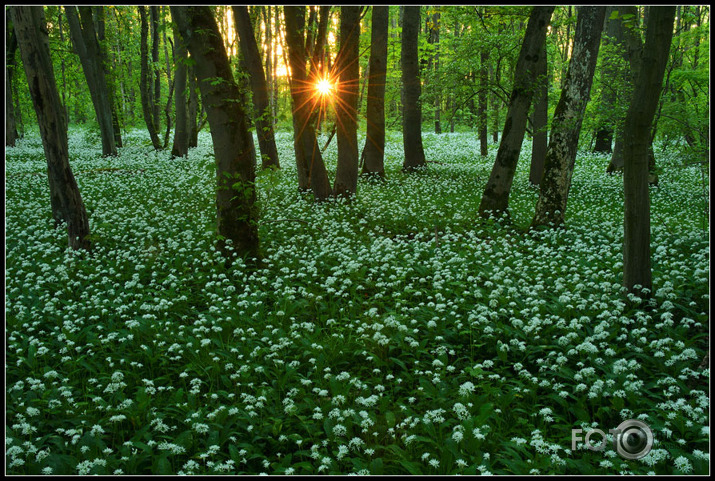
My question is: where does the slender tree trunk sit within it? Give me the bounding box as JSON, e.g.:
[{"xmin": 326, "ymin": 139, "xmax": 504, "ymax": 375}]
[
  {"xmin": 531, "ymin": 6, "xmax": 607, "ymax": 228},
  {"xmin": 234, "ymin": 6, "xmax": 280, "ymax": 170},
  {"xmin": 162, "ymin": 8, "xmax": 174, "ymax": 149},
  {"xmin": 171, "ymin": 21, "xmax": 189, "ymax": 158},
  {"xmin": 334, "ymin": 6, "xmax": 361, "ymax": 198},
  {"xmin": 172, "ymin": 6, "xmax": 259, "ymax": 260},
  {"xmin": 284, "ymin": 6, "xmax": 332, "ymax": 200},
  {"xmin": 432, "ymin": 11, "xmax": 441, "ymax": 134},
  {"xmin": 5, "ymin": 19, "xmax": 19, "ymax": 147},
  {"xmin": 65, "ymin": 6, "xmax": 117, "ymax": 157},
  {"xmin": 623, "ymin": 7, "xmax": 675, "ymax": 295},
  {"xmin": 362, "ymin": 6, "xmax": 389, "ymax": 177},
  {"xmin": 529, "ymin": 38, "xmax": 548, "ymax": 185},
  {"xmin": 478, "ymin": 6, "xmax": 554, "ymax": 217},
  {"xmin": 490, "ymin": 62, "xmax": 500, "ymax": 143},
  {"xmin": 138, "ymin": 6, "xmax": 162, "ymax": 150},
  {"xmin": 11, "ymin": 6, "xmax": 91, "ymax": 251},
  {"xmin": 150, "ymin": 6, "xmax": 161, "ymax": 134},
  {"xmin": 94, "ymin": 6, "xmax": 122, "ymax": 148},
  {"xmin": 187, "ymin": 64, "xmax": 199, "ymax": 148},
  {"xmin": 401, "ymin": 6, "xmax": 427, "ymax": 170},
  {"xmin": 478, "ymin": 49, "xmax": 489, "ymax": 156}
]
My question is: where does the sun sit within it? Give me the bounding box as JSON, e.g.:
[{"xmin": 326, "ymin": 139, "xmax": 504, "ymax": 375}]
[{"xmin": 315, "ymin": 77, "xmax": 334, "ymax": 97}]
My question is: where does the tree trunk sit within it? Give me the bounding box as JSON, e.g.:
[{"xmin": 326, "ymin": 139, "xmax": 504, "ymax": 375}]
[
  {"xmin": 11, "ymin": 6, "xmax": 91, "ymax": 251},
  {"xmin": 362, "ymin": 6, "xmax": 389, "ymax": 177},
  {"xmin": 233, "ymin": 6, "xmax": 280, "ymax": 170},
  {"xmin": 171, "ymin": 21, "xmax": 189, "ymax": 158},
  {"xmin": 478, "ymin": 49, "xmax": 489, "ymax": 157},
  {"xmin": 5, "ymin": 19, "xmax": 19, "ymax": 147},
  {"xmin": 187, "ymin": 64, "xmax": 199, "ymax": 148},
  {"xmin": 138, "ymin": 6, "xmax": 162, "ymax": 150},
  {"xmin": 94, "ymin": 6, "xmax": 122, "ymax": 149},
  {"xmin": 333, "ymin": 6, "xmax": 361, "ymax": 198},
  {"xmin": 284, "ymin": 6, "xmax": 332, "ymax": 200},
  {"xmin": 433, "ymin": 11, "xmax": 442, "ymax": 135},
  {"xmin": 529, "ymin": 38, "xmax": 548, "ymax": 185},
  {"xmin": 478, "ymin": 6, "xmax": 554, "ymax": 217},
  {"xmin": 151, "ymin": 6, "xmax": 161, "ymax": 134},
  {"xmin": 623, "ymin": 7, "xmax": 675, "ymax": 295},
  {"xmin": 172, "ymin": 6, "xmax": 259, "ymax": 260},
  {"xmin": 65, "ymin": 6, "xmax": 117, "ymax": 157},
  {"xmin": 531, "ymin": 6, "xmax": 607, "ymax": 228},
  {"xmin": 401, "ymin": 6, "xmax": 427, "ymax": 170},
  {"xmin": 607, "ymin": 6, "xmax": 642, "ymax": 173}
]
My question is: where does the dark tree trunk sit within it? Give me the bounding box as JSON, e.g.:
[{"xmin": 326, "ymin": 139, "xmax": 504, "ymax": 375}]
[
  {"xmin": 170, "ymin": 20, "xmax": 189, "ymax": 158},
  {"xmin": 593, "ymin": 7, "xmax": 624, "ymax": 154},
  {"xmin": 333, "ymin": 6, "xmax": 361, "ymax": 198},
  {"xmin": 151, "ymin": 6, "xmax": 161, "ymax": 134},
  {"xmin": 5, "ymin": 19, "xmax": 19, "ymax": 147},
  {"xmin": 531, "ymin": 7, "xmax": 607, "ymax": 228},
  {"xmin": 187, "ymin": 64, "xmax": 199, "ymax": 148},
  {"xmin": 623, "ymin": 7, "xmax": 675, "ymax": 294},
  {"xmin": 362, "ymin": 6, "xmax": 389, "ymax": 177},
  {"xmin": 93, "ymin": 6, "xmax": 122, "ymax": 149},
  {"xmin": 11, "ymin": 6, "xmax": 91, "ymax": 251},
  {"xmin": 284, "ymin": 6, "xmax": 332, "ymax": 200},
  {"xmin": 529, "ymin": 38, "xmax": 548, "ymax": 185},
  {"xmin": 172, "ymin": 6, "xmax": 259, "ymax": 260},
  {"xmin": 65, "ymin": 6, "xmax": 117, "ymax": 157},
  {"xmin": 138, "ymin": 6, "xmax": 162, "ymax": 150},
  {"xmin": 478, "ymin": 50, "xmax": 489, "ymax": 157},
  {"xmin": 607, "ymin": 6, "xmax": 642, "ymax": 173},
  {"xmin": 478, "ymin": 6, "xmax": 554, "ymax": 218},
  {"xmin": 401, "ymin": 6, "xmax": 427, "ymax": 170},
  {"xmin": 233, "ymin": 6, "xmax": 280, "ymax": 170}
]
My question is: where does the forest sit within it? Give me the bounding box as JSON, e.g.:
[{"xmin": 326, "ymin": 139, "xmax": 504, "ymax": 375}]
[{"xmin": 4, "ymin": 5, "xmax": 710, "ymax": 475}]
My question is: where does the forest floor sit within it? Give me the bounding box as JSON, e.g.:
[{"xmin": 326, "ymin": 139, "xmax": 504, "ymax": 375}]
[{"xmin": 5, "ymin": 128, "xmax": 710, "ymax": 474}]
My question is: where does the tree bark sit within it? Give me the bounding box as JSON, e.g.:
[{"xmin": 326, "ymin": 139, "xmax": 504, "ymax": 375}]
[
  {"xmin": 233, "ymin": 6, "xmax": 280, "ymax": 170},
  {"xmin": 187, "ymin": 64, "xmax": 199, "ymax": 148},
  {"xmin": 150, "ymin": 6, "xmax": 161, "ymax": 134},
  {"xmin": 11, "ymin": 6, "xmax": 91, "ymax": 251},
  {"xmin": 93, "ymin": 6, "xmax": 122, "ymax": 149},
  {"xmin": 170, "ymin": 21, "xmax": 189, "ymax": 158},
  {"xmin": 172, "ymin": 6, "xmax": 259, "ymax": 260},
  {"xmin": 623, "ymin": 7, "xmax": 675, "ymax": 294},
  {"xmin": 531, "ymin": 6, "xmax": 607, "ymax": 228},
  {"xmin": 5, "ymin": 18, "xmax": 19, "ymax": 147},
  {"xmin": 284, "ymin": 6, "xmax": 332, "ymax": 200},
  {"xmin": 138, "ymin": 6, "xmax": 162, "ymax": 150},
  {"xmin": 529, "ymin": 38, "xmax": 548, "ymax": 185},
  {"xmin": 478, "ymin": 6, "xmax": 554, "ymax": 217},
  {"xmin": 65, "ymin": 6, "xmax": 117, "ymax": 157},
  {"xmin": 333, "ymin": 6, "xmax": 361, "ymax": 197},
  {"xmin": 478, "ymin": 49, "xmax": 489, "ymax": 157},
  {"xmin": 401, "ymin": 6, "xmax": 427, "ymax": 170},
  {"xmin": 362, "ymin": 6, "xmax": 389, "ymax": 177}
]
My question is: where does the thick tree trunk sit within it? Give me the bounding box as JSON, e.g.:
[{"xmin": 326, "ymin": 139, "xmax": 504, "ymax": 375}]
[
  {"xmin": 401, "ymin": 6, "xmax": 427, "ymax": 170},
  {"xmin": 531, "ymin": 6, "xmax": 607, "ymax": 228},
  {"xmin": 478, "ymin": 6, "xmax": 554, "ymax": 217},
  {"xmin": 11, "ymin": 6, "xmax": 91, "ymax": 251},
  {"xmin": 362, "ymin": 6, "xmax": 389, "ymax": 177},
  {"xmin": 529, "ymin": 39, "xmax": 548, "ymax": 185},
  {"xmin": 172, "ymin": 6, "xmax": 259, "ymax": 260},
  {"xmin": 284, "ymin": 6, "xmax": 332, "ymax": 200},
  {"xmin": 233, "ymin": 6, "xmax": 280, "ymax": 170},
  {"xmin": 6, "ymin": 20, "xmax": 19, "ymax": 147},
  {"xmin": 333, "ymin": 6, "xmax": 361, "ymax": 198},
  {"xmin": 138, "ymin": 6, "xmax": 163, "ymax": 150},
  {"xmin": 171, "ymin": 22, "xmax": 189, "ymax": 158},
  {"xmin": 65, "ymin": 6, "xmax": 117, "ymax": 157},
  {"xmin": 623, "ymin": 7, "xmax": 675, "ymax": 294}
]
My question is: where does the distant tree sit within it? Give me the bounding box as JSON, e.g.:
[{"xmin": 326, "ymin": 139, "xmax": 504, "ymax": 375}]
[
  {"xmin": 362, "ymin": 6, "xmax": 389, "ymax": 177},
  {"xmin": 11, "ymin": 6, "xmax": 91, "ymax": 251},
  {"xmin": 284, "ymin": 6, "xmax": 331, "ymax": 199},
  {"xmin": 478, "ymin": 6, "xmax": 554, "ymax": 217},
  {"xmin": 333, "ymin": 6, "xmax": 361, "ymax": 197},
  {"xmin": 401, "ymin": 6, "xmax": 427, "ymax": 170},
  {"xmin": 172, "ymin": 6, "xmax": 259, "ymax": 260},
  {"xmin": 138, "ymin": 6, "xmax": 162, "ymax": 150},
  {"xmin": 623, "ymin": 7, "xmax": 676, "ymax": 294},
  {"xmin": 531, "ymin": 6, "xmax": 607, "ymax": 228},
  {"xmin": 65, "ymin": 6, "xmax": 118, "ymax": 156},
  {"xmin": 529, "ymin": 39, "xmax": 549, "ymax": 185},
  {"xmin": 233, "ymin": 6, "xmax": 280, "ymax": 170}
]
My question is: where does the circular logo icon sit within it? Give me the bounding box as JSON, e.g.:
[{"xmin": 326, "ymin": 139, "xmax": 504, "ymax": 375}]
[{"xmin": 614, "ymin": 419, "xmax": 653, "ymax": 460}]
